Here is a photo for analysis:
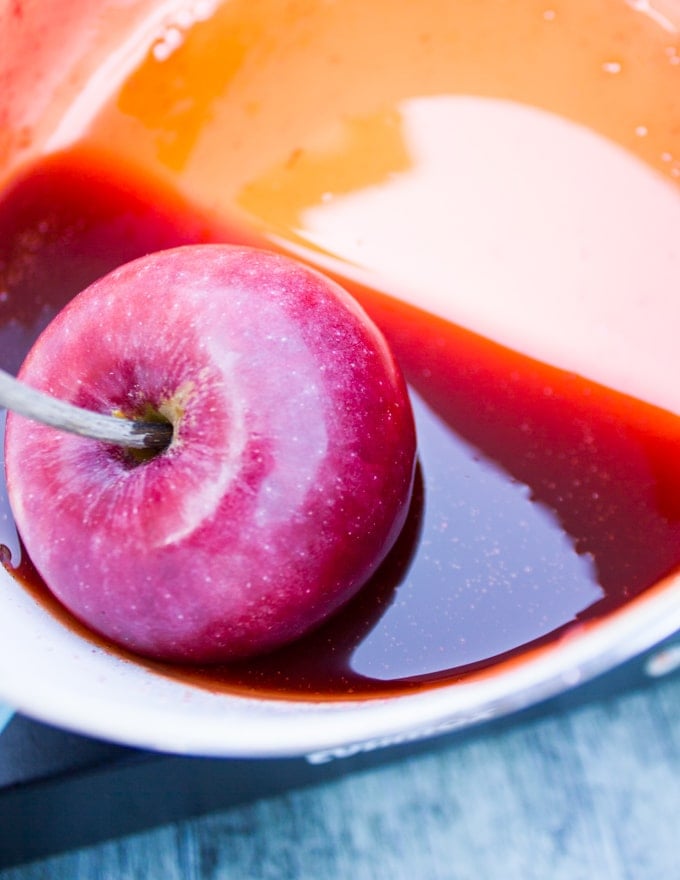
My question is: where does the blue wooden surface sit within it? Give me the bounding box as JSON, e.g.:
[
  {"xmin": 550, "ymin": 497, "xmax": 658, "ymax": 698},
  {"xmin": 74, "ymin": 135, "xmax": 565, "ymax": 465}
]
[{"xmin": 1, "ymin": 672, "xmax": 679, "ymax": 879}]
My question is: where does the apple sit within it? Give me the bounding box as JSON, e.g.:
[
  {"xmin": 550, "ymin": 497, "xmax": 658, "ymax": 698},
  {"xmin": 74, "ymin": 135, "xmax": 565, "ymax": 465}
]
[{"xmin": 4, "ymin": 244, "xmax": 416, "ymax": 663}]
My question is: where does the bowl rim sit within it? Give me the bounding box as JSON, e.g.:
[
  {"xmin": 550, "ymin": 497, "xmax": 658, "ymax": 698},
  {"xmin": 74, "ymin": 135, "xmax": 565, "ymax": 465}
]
[{"xmin": 0, "ymin": 560, "xmax": 678, "ymax": 758}]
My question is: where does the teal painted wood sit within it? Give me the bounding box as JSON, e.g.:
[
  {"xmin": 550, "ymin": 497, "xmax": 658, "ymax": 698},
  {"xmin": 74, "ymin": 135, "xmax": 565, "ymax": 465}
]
[{"xmin": 2, "ymin": 673, "xmax": 679, "ymax": 880}]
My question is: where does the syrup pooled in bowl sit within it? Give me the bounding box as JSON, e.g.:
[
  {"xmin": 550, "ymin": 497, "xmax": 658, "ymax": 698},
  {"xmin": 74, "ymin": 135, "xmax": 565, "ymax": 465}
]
[
  {"xmin": 2, "ymin": 147, "xmax": 680, "ymax": 698},
  {"xmin": 1, "ymin": 0, "xmax": 680, "ymax": 699}
]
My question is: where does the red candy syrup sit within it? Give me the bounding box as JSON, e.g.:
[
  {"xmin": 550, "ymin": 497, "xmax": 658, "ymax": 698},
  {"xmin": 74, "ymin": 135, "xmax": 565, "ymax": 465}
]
[{"xmin": 1, "ymin": 149, "xmax": 680, "ymax": 699}]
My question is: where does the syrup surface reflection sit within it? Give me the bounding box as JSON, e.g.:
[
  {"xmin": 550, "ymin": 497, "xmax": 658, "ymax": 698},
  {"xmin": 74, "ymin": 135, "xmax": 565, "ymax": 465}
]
[
  {"xmin": 349, "ymin": 392, "xmax": 602, "ymax": 681},
  {"xmin": 240, "ymin": 95, "xmax": 680, "ymax": 415}
]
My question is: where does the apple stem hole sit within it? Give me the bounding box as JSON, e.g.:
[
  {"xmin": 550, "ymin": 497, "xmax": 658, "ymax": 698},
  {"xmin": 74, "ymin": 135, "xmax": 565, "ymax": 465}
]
[{"xmin": 118, "ymin": 409, "xmax": 174, "ymax": 466}]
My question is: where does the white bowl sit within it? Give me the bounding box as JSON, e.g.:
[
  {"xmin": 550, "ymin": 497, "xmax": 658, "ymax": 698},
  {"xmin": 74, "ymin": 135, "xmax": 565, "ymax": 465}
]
[{"xmin": 1, "ymin": 0, "xmax": 680, "ymax": 758}]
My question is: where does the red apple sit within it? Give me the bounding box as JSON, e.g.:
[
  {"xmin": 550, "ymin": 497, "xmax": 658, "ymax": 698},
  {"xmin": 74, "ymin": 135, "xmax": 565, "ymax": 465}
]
[{"xmin": 4, "ymin": 245, "xmax": 416, "ymax": 663}]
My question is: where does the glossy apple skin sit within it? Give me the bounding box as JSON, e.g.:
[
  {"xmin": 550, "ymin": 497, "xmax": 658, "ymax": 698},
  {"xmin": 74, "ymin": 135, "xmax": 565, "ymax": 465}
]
[{"xmin": 5, "ymin": 245, "xmax": 416, "ymax": 663}]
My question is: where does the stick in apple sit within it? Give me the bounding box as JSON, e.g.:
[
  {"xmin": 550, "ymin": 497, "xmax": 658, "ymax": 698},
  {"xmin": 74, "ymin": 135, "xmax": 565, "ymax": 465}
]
[{"xmin": 0, "ymin": 368, "xmax": 172, "ymax": 450}]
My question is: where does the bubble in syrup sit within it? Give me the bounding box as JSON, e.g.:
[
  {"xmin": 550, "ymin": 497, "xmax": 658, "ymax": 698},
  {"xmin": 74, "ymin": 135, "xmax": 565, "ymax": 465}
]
[
  {"xmin": 602, "ymin": 61, "xmax": 622, "ymax": 74},
  {"xmin": 153, "ymin": 26, "xmax": 184, "ymax": 62},
  {"xmin": 543, "ymin": 9, "xmax": 556, "ymax": 21},
  {"xmin": 635, "ymin": 125, "xmax": 648, "ymax": 137},
  {"xmin": 151, "ymin": 2, "xmax": 218, "ymax": 63}
]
